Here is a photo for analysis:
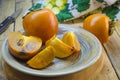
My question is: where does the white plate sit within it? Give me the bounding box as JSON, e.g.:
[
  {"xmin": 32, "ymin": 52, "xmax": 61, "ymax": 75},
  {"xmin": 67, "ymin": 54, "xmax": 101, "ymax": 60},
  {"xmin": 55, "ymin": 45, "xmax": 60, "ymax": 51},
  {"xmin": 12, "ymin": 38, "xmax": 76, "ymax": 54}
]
[{"xmin": 2, "ymin": 24, "xmax": 102, "ymax": 77}]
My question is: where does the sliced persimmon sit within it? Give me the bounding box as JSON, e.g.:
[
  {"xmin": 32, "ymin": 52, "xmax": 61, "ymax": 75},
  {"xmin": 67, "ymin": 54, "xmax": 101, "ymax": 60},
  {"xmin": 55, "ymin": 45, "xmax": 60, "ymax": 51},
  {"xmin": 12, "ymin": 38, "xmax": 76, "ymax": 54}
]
[
  {"xmin": 8, "ymin": 32, "xmax": 42, "ymax": 60},
  {"xmin": 46, "ymin": 36, "xmax": 74, "ymax": 58},
  {"xmin": 27, "ymin": 46, "xmax": 55, "ymax": 69},
  {"xmin": 62, "ymin": 31, "xmax": 81, "ymax": 52}
]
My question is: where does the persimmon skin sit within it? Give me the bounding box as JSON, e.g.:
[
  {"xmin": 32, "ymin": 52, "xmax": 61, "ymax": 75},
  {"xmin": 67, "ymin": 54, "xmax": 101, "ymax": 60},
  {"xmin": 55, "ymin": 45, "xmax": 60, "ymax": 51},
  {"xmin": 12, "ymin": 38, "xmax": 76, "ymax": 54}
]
[
  {"xmin": 23, "ymin": 9, "xmax": 58, "ymax": 43},
  {"xmin": 83, "ymin": 14, "xmax": 110, "ymax": 43}
]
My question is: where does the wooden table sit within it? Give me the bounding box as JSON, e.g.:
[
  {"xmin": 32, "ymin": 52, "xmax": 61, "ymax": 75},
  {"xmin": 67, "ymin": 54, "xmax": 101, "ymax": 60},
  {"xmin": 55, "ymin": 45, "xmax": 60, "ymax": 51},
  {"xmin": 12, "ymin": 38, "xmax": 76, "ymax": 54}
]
[{"xmin": 0, "ymin": 0, "xmax": 120, "ymax": 80}]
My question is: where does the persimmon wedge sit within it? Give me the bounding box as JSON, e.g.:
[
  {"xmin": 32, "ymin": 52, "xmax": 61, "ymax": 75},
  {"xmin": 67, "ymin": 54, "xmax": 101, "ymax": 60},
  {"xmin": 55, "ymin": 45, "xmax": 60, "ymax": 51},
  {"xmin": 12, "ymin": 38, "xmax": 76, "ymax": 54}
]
[
  {"xmin": 8, "ymin": 32, "xmax": 42, "ymax": 60},
  {"xmin": 27, "ymin": 46, "xmax": 55, "ymax": 69},
  {"xmin": 46, "ymin": 36, "xmax": 74, "ymax": 58},
  {"xmin": 62, "ymin": 31, "xmax": 81, "ymax": 52}
]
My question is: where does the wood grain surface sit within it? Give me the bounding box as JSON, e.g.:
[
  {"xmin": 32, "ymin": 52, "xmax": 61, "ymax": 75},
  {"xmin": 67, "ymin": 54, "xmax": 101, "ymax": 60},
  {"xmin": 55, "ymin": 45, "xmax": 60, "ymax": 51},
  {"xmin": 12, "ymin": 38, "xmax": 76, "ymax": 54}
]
[{"xmin": 0, "ymin": 0, "xmax": 120, "ymax": 80}]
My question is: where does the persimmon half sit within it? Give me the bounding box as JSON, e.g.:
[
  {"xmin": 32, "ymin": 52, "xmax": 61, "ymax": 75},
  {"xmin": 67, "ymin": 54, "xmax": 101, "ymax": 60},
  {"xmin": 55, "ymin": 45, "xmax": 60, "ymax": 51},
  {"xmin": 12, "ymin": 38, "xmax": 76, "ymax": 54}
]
[
  {"xmin": 23, "ymin": 9, "xmax": 58, "ymax": 43},
  {"xmin": 8, "ymin": 32, "xmax": 42, "ymax": 60},
  {"xmin": 83, "ymin": 14, "xmax": 111, "ymax": 44}
]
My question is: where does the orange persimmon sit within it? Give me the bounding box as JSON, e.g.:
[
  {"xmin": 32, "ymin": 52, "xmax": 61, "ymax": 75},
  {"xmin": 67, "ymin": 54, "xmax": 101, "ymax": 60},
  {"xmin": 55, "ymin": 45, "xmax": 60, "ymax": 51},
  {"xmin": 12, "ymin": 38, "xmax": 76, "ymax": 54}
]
[
  {"xmin": 23, "ymin": 9, "xmax": 58, "ymax": 43},
  {"xmin": 83, "ymin": 14, "xmax": 111, "ymax": 43}
]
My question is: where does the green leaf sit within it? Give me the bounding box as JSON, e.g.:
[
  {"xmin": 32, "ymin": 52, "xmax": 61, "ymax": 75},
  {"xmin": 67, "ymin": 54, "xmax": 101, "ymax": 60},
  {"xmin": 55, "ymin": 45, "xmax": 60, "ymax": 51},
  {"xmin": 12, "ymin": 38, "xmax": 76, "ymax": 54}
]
[
  {"xmin": 96, "ymin": 0, "xmax": 104, "ymax": 3},
  {"xmin": 29, "ymin": 4, "xmax": 42, "ymax": 11},
  {"xmin": 56, "ymin": 11, "xmax": 73, "ymax": 22},
  {"xmin": 102, "ymin": 6, "xmax": 120, "ymax": 20},
  {"xmin": 76, "ymin": 3, "xmax": 90, "ymax": 12},
  {"xmin": 72, "ymin": 0, "xmax": 90, "ymax": 5}
]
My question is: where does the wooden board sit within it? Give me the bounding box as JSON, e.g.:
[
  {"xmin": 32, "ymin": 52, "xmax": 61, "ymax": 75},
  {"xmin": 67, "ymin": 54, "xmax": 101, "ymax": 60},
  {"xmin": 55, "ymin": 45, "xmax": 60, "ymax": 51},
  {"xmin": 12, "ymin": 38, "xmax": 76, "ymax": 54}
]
[
  {"xmin": 103, "ymin": 30, "xmax": 120, "ymax": 78},
  {"xmin": 92, "ymin": 49, "xmax": 118, "ymax": 80},
  {"xmin": 0, "ymin": 0, "xmax": 15, "ymax": 79},
  {"xmin": 0, "ymin": 0, "xmax": 120, "ymax": 80},
  {"xmin": 3, "ymin": 49, "xmax": 104, "ymax": 80}
]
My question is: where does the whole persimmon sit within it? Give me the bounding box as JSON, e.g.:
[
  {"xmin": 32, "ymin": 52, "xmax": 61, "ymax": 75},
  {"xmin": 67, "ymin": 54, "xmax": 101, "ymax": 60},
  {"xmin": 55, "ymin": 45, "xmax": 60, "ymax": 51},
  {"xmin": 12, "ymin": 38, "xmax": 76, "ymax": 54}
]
[
  {"xmin": 83, "ymin": 14, "xmax": 114, "ymax": 44},
  {"xmin": 23, "ymin": 9, "xmax": 58, "ymax": 43}
]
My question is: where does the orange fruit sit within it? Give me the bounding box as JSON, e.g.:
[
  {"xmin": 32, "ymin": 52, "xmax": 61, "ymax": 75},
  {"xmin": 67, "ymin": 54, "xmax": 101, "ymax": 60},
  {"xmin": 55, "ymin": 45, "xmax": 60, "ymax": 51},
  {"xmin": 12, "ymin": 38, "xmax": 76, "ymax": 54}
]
[
  {"xmin": 23, "ymin": 9, "xmax": 58, "ymax": 43},
  {"xmin": 27, "ymin": 46, "xmax": 55, "ymax": 69},
  {"xmin": 8, "ymin": 32, "xmax": 42, "ymax": 60},
  {"xmin": 62, "ymin": 31, "xmax": 81, "ymax": 52},
  {"xmin": 83, "ymin": 14, "xmax": 110, "ymax": 43},
  {"xmin": 46, "ymin": 36, "xmax": 74, "ymax": 58}
]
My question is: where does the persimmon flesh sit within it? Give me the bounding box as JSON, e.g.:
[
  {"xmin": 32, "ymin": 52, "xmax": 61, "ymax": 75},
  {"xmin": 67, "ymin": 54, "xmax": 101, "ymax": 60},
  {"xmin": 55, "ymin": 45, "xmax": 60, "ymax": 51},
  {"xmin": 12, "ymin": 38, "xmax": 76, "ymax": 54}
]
[{"xmin": 8, "ymin": 32, "xmax": 42, "ymax": 60}]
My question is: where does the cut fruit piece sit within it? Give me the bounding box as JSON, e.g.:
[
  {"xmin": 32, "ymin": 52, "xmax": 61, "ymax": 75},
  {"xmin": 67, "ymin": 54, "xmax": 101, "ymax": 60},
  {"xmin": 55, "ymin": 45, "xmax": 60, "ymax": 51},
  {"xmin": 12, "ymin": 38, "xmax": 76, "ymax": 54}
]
[
  {"xmin": 27, "ymin": 46, "xmax": 55, "ymax": 69},
  {"xmin": 8, "ymin": 32, "xmax": 42, "ymax": 60},
  {"xmin": 46, "ymin": 36, "xmax": 74, "ymax": 58},
  {"xmin": 62, "ymin": 31, "xmax": 81, "ymax": 52}
]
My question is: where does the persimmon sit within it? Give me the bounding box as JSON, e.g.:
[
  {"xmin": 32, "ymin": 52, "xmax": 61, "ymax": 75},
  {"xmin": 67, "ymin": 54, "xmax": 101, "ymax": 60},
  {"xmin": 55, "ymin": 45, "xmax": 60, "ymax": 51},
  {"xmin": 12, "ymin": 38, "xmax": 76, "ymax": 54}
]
[
  {"xmin": 8, "ymin": 32, "xmax": 42, "ymax": 60},
  {"xmin": 83, "ymin": 14, "xmax": 114, "ymax": 44},
  {"xmin": 46, "ymin": 36, "xmax": 74, "ymax": 58},
  {"xmin": 27, "ymin": 46, "xmax": 55, "ymax": 69},
  {"xmin": 23, "ymin": 9, "xmax": 58, "ymax": 43},
  {"xmin": 62, "ymin": 31, "xmax": 81, "ymax": 52}
]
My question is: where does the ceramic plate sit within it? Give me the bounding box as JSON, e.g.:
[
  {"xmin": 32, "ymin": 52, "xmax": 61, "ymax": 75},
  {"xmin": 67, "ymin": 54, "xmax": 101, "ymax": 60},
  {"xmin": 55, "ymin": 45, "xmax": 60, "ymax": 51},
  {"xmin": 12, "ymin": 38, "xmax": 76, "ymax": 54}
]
[{"xmin": 2, "ymin": 24, "xmax": 102, "ymax": 77}]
